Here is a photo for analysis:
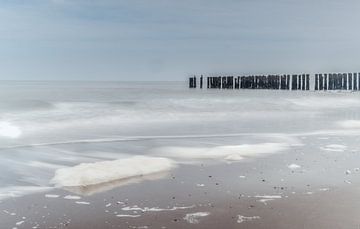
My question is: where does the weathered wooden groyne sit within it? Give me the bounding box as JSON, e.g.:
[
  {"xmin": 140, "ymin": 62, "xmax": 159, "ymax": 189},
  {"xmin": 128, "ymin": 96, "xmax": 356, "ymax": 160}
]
[{"xmin": 189, "ymin": 73, "xmax": 360, "ymax": 91}]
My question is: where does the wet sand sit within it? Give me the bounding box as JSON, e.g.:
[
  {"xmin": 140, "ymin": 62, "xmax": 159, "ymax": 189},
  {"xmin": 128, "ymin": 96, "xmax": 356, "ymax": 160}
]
[{"xmin": 2, "ymin": 133, "xmax": 360, "ymax": 229}]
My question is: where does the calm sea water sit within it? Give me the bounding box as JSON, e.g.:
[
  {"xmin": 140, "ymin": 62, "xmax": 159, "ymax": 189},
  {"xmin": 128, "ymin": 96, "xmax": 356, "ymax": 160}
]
[{"xmin": 1, "ymin": 81, "xmax": 360, "ymax": 199}]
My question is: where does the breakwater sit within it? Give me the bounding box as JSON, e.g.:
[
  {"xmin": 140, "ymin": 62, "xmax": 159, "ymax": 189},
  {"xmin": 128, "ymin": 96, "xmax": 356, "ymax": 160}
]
[{"xmin": 189, "ymin": 73, "xmax": 360, "ymax": 91}]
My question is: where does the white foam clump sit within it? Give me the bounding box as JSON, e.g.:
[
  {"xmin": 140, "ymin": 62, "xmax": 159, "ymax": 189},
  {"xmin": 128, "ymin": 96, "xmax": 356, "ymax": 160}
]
[
  {"xmin": 64, "ymin": 195, "xmax": 81, "ymax": 200},
  {"xmin": 121, "ymin": 205, "xmax": 194, "ymax": 212},
  {"xmin": 157, "ymin": 143, "xmax": 288, "ymax": 161},
  {"xmin": 16, "ymin": 221, "xmax": 25, "ymax": 226},
  {"xmin": 254, "ymin": 195, "xmax": 282, "ymax": 199},
  {"xmin": 320, "ymin": 144, "xmax": 347, "ymax": 152},
  {"xmin": 0, "ymin": 121, "xmax": 22, "ymax": 138},
  {"xmin": 255, "ymin": 195, "xmax": 282, "ymax": 205},
  {"xmin": 183, "ymin": 212, "xmax": 210, "ymax": 224},
  {"xmin": 258, "ymin": 199, "xmax": 274, "ymax": 204},
  {"xmin": 287, "ymin": 164, "xmax": 301, "ymax": 170},
  {"xmin": 116, "ymin": 214, "xmax": 141, "ymax": 218},
  {"xmin": 51, "ymin": 156, "xmax": 176, "ymax": 187},
  {"xmin": 237, "ymin": 215, "xmax": 260, "ymax": 223},
  {"xmin": 75, "ymin": 201, "xmax": 90, "ymax": 205},
  {"xmin": 45, "ymin": 194, "xmax": 59, "ymax": 198}
]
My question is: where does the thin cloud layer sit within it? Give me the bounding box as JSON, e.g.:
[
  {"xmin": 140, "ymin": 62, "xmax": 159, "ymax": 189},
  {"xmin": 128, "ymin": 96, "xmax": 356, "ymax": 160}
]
[{"xmin": 1, "ymin": 0, "xmax": 360, "ymax": 80}]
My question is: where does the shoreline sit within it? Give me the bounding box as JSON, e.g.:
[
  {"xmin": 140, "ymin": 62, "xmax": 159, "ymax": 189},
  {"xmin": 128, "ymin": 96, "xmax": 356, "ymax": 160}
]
[{"xmin": 1, "ymin": 141, "xmax": 360, "ymax": 229}]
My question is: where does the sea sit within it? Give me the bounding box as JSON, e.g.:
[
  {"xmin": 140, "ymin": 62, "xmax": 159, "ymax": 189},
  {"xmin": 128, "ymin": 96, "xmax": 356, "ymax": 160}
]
[{"xmin": 1, "ymin": 80, "xmax": 360, "ymax": 200}]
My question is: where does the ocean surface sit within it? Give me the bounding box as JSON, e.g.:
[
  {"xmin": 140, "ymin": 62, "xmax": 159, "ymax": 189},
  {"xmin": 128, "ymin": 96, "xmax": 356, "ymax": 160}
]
[{"xmin": 1, "ymin": 81, "xmax": 360, "ymax": 200}]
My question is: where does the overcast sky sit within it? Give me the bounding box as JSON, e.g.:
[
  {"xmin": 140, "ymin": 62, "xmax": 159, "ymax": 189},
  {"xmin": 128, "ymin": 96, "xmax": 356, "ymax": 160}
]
[{"xmin": 1, "ymin": 0, "xmax": 360, "ymax": 81}]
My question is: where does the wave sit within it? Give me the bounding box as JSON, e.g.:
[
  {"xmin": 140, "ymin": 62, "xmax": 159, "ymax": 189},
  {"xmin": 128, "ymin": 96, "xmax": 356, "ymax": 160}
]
[
  {"xmin": 0, "ymin": 132, "xmax": 297, "ymax": 150},
  {"xmin": 0, "ymin": 186, "xmax": 53, "ymax": 201},
  {"xmin": 155, "ymin": 143, "xmax": 289, "ymax": 161}
]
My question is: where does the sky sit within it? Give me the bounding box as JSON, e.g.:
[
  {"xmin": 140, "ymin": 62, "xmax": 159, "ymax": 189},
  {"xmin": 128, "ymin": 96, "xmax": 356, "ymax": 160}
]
[{"xmin": 1, "ymin": 0, "xmax": 360, "ymax": 81}]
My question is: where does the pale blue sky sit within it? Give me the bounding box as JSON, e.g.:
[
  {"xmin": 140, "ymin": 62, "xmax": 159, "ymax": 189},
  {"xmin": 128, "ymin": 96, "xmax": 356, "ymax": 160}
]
[{"xmin": 1, "ymin": 0, "xmax": 360, "ymax": 81}]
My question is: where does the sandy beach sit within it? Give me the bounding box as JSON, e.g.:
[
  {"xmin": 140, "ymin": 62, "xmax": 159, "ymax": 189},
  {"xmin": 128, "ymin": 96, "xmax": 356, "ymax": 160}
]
[{"xmin": 2, "ymin": 143, "xmax": 360, "ymax": 229}]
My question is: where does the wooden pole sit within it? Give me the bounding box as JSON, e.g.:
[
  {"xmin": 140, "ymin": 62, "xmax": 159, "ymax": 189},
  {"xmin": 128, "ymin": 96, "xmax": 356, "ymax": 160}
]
[
  {"xmin": 302, "ymin": 74, "xmax": 305, "ymax": 90},
  {"xmin": 338, "ymin": 73, "xmax": 343, "ymax": 90},
  {"xmin": 319, "ymin": 74, "xmax": 323, "ymax": 90},
  {"xmin": 286, "ymin": 75, "xmax": 290, "ymax": 90},
  {"xmin": 342, "ymin": 73, "xmax": 347, "ymax": 90},
  {"xmin": 292, "ymin": 75, "xmax": 297, "ymax": 90},
  {"xmin": 280, "ymin": 75, "xmax": 285, "ymax": 89},
  {"xmin": 221, "ymin": 76, "xmax": 225, "ymax": 89},
  {"xmin": 331, "ymin": 73, "xmax": 335, "ymax": 90},
  {"xmin": 348, "ymin": 73, "xmax": 352, "ymax": 90},
  {"xmin": 354, "ymin": 73, "xmax": 358, "ymax": 90},
  {"xmin": 306, "ymin": 74, "xmax": 310, "ymax": 90}
]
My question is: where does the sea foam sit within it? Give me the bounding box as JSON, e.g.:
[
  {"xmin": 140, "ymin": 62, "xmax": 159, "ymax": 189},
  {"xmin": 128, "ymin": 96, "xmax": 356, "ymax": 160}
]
[
  {"xmin": 0, "ymin": 186, "xmax": 53, "ymax": 201},
  {"xmin": 50, "ymin": 156, "xmax": 176, "ymax": 187},
  {"xmin": 183, "ymin": 212, "xmax": 210, "ymax": 224},
  {"xmin": 0, "ymin": 121, "xmax": 21, "ymax": 138},
  {"xmin": 156, "ymin": 143, "xmax": 288, "ymax": 161}
]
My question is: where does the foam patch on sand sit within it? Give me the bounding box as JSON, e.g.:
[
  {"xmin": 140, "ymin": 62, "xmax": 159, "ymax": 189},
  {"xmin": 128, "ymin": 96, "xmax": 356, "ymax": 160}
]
[
  {"xmin": 121, "ymin": 205, "xmax": 195, "ymax": 212},
  {"xmin": 258, "ymin": 199, "xmax": 275, "ymax": 204},
  {"xmin": 320, "ymin": 144, "xmax": 347, "ymax": 152},
  {"xmin": 45, "ymin": 194, "xmax": 59, "ymax": 198},
  {"xmin": 64, "ymin": 195, "xmax": 81, "ymax": 200},
  {"xmin": 254, "ymin": 195, "xmax": 282, "ymax": 199},
  {"xmin": 0, "ymin": 121, "xmax": 21, "ymax": 138},
  {"xmin": 75, "ymin": 201, "xmax": 90, "ymax": 205},
  {"xmin": 156, "ymin": 143, "xmax": 288, "ymax": 161},
  {"xmin": 288, "ymin": 164, "xmax": 301, "ymax": 169},
  {"xmin": 237, "ymin": 215, "xmax": 260, "ymax": 223},
  {"xmin": 62, "ymin": 171, "xmax": 170, "ymax": 196},
  {"xmin": 51, "ymin": 156, "xmax": 176, "ymax": 187},
  {"xmin": 255, "ymin": 195, "xmax": 282, "ymax": 205},
  {"xmin": 183, "ymin": 212, "xmax": 210, "ymax": 224},
  {"xmin": 116, "ymin": 214, "xmax": 141, "ymax": 218}
]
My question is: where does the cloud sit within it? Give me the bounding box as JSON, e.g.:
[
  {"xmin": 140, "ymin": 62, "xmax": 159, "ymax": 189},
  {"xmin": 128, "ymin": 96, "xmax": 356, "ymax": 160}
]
[{"xmin": 1, "ymin": 0, "xmax": 360, "ymax": 80}]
